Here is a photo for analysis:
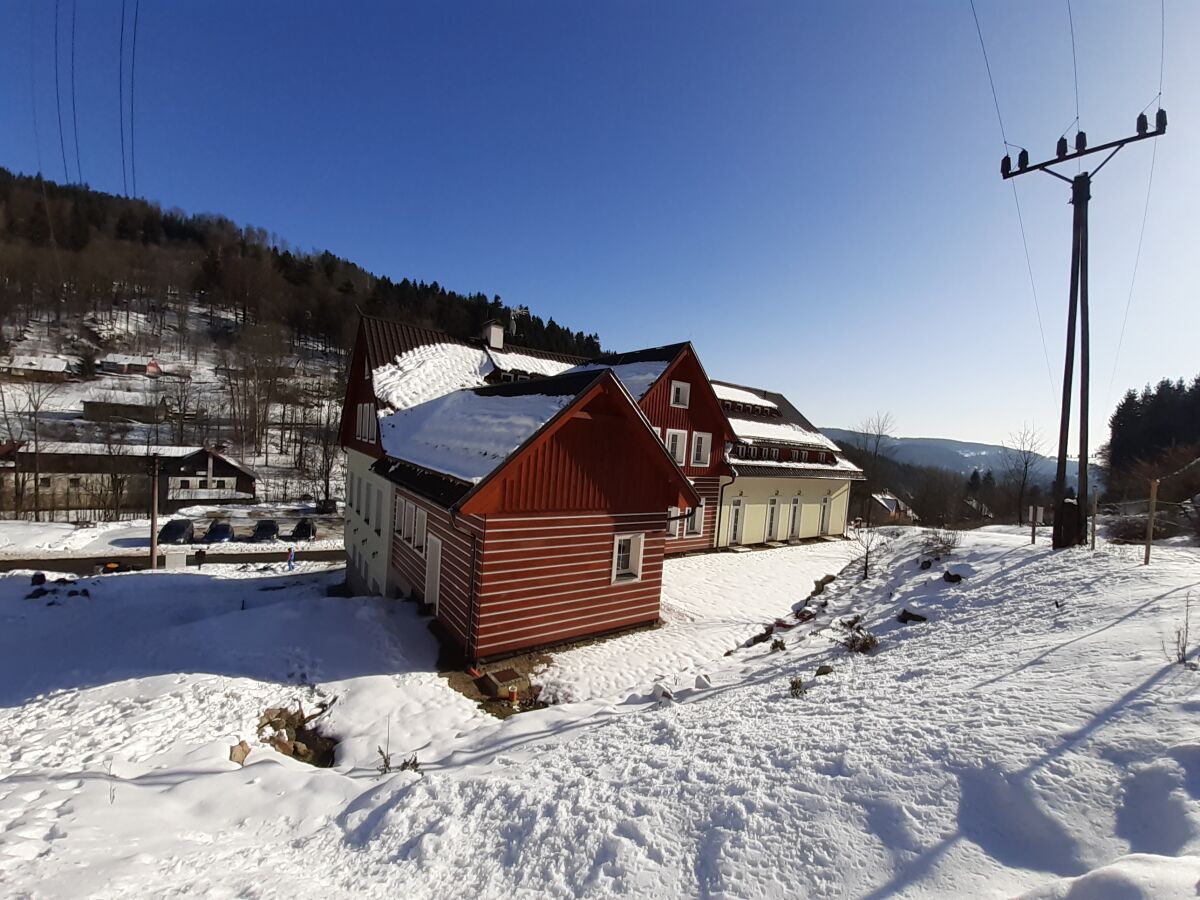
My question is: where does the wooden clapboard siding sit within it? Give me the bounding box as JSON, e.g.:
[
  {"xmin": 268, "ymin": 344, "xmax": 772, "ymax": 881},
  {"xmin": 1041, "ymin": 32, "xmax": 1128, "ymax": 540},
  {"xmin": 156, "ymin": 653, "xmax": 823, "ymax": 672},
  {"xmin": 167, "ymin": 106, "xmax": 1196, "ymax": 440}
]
[
  {"xmin": 663, "ymin": 475, "xmax": 723, "ymax": 555},
  {"xmin": 389, "ymin": 486, "xmax": 482, "ymax": 651},
  {"xmin": 472, "ymin": 512, "xmax": 665, "ymax": 658}
]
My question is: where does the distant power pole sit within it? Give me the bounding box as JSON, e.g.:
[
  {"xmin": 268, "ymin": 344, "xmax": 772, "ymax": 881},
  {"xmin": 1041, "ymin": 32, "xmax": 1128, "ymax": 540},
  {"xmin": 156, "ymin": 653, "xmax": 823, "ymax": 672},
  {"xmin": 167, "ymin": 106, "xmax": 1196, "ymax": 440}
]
[
  {"xmin": 1001, "ymin": 108, "xmax": 1168, "ymax": 549},
  {"xmin": 149, "ymin": 453, "xmax": 160, "ymax": 569}
]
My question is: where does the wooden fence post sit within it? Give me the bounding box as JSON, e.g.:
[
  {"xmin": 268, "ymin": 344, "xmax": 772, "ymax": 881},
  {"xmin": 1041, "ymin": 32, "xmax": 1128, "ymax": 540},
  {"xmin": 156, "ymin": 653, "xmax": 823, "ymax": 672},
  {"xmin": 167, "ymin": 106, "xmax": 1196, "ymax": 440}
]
[{"xmin": 1144, "ymin": 479, "xmax": 1159, "ymax": 566}]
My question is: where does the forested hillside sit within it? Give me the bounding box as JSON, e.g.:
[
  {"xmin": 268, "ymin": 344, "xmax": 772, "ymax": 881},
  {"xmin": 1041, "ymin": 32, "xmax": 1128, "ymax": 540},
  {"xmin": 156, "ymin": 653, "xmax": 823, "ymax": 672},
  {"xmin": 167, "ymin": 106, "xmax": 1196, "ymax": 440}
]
[
  {"xmin": 1103, "ymin": 374, "xmax": 1200, "ymax": 503},
  {"xmin": 0, "ymin": 168, "xmax": 602, "ymax": 358}
]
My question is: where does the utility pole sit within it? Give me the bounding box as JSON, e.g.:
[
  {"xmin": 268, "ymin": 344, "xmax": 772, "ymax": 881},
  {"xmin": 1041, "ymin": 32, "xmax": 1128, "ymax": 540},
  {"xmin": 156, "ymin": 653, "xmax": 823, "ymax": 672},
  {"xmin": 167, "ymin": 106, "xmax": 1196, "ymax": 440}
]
[
  {"xmin": 1001, "ymin": 108, "xmax": 1168, "ymax": 548},
  {"xmin": 149, "ymin": 453, "xmax": 160, "ymax": 570}
]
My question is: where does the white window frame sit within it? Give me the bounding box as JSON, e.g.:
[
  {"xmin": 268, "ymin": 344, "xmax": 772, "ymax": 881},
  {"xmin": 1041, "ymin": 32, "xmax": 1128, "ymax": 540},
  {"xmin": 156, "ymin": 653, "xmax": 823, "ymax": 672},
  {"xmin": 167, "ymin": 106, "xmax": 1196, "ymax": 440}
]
[
  {"xmin": 611, "ymin": 533, "xmax": 644, "ymax": 582},
  {"xmin": 665, "ymin": 429, "xmax": 688, "ymax": 466},
  {"xmin": 414, "ymin": 508, "xmax": 428, "ymax": 554},
  {"xmin": 766, "ymin": 497, "xmax": 779, "ymax": 540},
  {"xmin": 686, "ymin": 498, "xmax": 705, "ymax": 536},
  {"xmin": 669, "ymin": 380, "xmax": 691, "ymax": 408},
  {"xmin": 691, "ymin": 431, "xmax": 711, "ymax": 467},
  {"xmin": 666, "ymin": 506, "xmax": 681, "ymax": 539},
  {"xmin": 394, "ymin": 496, "xmax": 406, "ymax": 532},
  {"xmin": 789, "ymin": 496, "xmax": 800, "ymax": 539},
  {"xmin": 404, "ymin": 502, "xmax": 415, "ymax": 544}
]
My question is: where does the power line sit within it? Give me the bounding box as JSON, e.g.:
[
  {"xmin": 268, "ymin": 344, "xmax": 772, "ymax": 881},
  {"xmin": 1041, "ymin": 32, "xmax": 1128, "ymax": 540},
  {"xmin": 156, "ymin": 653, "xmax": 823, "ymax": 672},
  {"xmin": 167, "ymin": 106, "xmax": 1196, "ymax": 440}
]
[
  {"xmin": 29, "ymin": 0, "xmax": 43, "ymax": 175},
  {"xmin": 53, "ymin": 0, "xmax": 69, "ymax": 182},
  {"xmin": 1105, "ymin": 0, "xmax": 1165, "ymax": 411},
  {"xmin": 130, "ymin": 0, "xmax": 140, "ymax": 197},
  {"xmin": 1066, "ymin": 1, "xmax": 1081, "ymax": 125},
  {"xmin": 70, "ymin": 0, "xmax": 81, "ymax": 184},
  {"xmin": 969, "ymin": 0, "xmax": 1058, "ymax": 405},
  {"xmin": 118, "ymin": 0, "xmax": 127, "ymax": 196}
]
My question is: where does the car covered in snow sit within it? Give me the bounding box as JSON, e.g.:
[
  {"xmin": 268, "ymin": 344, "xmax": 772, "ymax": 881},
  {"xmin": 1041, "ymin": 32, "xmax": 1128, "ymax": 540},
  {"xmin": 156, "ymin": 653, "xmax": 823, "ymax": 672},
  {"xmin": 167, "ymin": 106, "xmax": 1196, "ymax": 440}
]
[
  {"xmin": 248, "ymin": 520, "xmax": 279, "ymax": 543},
  {"xmin": 157, "ymin": 519, "xmax": 195, "ymax": 545},
  {"xmin": 201, "ymin": 521, "xmax": 234, "ymax": 543}
]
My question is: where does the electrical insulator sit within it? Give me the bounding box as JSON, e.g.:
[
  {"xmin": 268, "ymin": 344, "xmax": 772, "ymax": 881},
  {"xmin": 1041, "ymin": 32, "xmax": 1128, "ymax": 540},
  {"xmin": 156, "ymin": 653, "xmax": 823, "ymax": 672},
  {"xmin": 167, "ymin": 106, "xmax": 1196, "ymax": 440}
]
[
  {"xmin": 1056, "ymin": 136, "xmax": 1068, "ymax": 158},
  {"xmin": 1001, "ymin": 155, "xmax": 1012, "ymax": 177},
  {"xmin": 1156, "ymin": 107, "xmax": 1168, "ymax": 132},
  {"xmin": 1018, "ymin": 148, "xmax": 1029, "ymax": 169},
  {"xmin": 1136, "ymin": 112, "xmax": 1148, "ymax": 135},
  {"xmin": 1075, "ymin": 131, "xmax": 1087, "ymax": 152}
]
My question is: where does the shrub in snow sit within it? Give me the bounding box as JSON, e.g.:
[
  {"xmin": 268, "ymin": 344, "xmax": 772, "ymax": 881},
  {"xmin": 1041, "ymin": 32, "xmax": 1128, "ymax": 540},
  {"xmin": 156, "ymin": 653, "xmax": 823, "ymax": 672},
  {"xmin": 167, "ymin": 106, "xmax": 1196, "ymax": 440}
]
[
  {"xmin": 1163, "ymin": 593, "xmax": 1194, "ymax": 668},
  {"xmin": 399, "ymin": 754, "xmax": 421, "ymax": 773},
  {"xmin": 770, "ymin": 638, "xmax": 786, "ymax": 653},
  {"xmin": 789, "ymin": 677, "xmax": 806, "ymax": 699},
  {"xmin": 921, "ymin": 529, "xmax": 960, "ymax": 556},
  {"xmin": 1107, "ymin": 513, "xmax": 1181, "ymax": 543},
  {"xmin": 837, "ymin": 617, "xmax": 879, "ymax": 654}
]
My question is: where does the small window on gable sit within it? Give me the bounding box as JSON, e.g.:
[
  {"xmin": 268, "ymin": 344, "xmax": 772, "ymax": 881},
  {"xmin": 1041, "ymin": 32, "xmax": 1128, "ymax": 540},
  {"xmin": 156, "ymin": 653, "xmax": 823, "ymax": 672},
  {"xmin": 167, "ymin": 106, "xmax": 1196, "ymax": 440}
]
[
  {"xmin": 665, "ymin": 429, "xmax": 688, "ymax": 466},
  {"xmin": 691, "ymin": 432, "xmax": 711, "ymax": 467},
  {"xmin": 670, "ymin": 380, "xmax": 690, "ymax": 408},
  {"xmin": 612, "ymin": 533, "xmax": 644, "ymax": 582}
]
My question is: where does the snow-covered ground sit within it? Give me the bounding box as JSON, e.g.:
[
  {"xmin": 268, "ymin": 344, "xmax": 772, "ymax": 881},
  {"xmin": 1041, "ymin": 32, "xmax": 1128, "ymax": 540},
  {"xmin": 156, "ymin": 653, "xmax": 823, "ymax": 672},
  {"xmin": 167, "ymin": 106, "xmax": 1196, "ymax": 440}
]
[{"xmin": 2, "ymin": 531, "xmax": 1199, "ymax": 897}]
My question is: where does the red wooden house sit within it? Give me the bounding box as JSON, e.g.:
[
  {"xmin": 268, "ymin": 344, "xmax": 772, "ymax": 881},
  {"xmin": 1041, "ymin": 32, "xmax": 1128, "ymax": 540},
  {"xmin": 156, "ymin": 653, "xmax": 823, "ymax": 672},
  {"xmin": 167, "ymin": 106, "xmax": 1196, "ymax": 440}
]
[
  {"xmin": 566, "ymin": 343, "xmax": 735, "ymax": 555},
  {"xmin": 372, "ymin": 369, "xmax": 699, "ymax": 662}
]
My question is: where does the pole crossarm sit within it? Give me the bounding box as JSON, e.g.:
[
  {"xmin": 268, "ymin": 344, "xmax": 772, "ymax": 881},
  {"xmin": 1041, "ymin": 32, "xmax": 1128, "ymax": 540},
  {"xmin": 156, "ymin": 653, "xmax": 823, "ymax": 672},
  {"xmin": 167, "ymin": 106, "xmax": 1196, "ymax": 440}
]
[{"xmin": 1002, "ymin": 125, "xmax": 1165, "ymax": 180}]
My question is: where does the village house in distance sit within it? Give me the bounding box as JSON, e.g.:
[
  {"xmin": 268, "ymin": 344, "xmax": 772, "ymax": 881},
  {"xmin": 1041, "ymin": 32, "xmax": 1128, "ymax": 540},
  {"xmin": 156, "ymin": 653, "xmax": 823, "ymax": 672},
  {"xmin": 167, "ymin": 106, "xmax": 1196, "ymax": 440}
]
[{"xmin": 340, "ymin": 312, "xmax": 861, "ymax": 661}]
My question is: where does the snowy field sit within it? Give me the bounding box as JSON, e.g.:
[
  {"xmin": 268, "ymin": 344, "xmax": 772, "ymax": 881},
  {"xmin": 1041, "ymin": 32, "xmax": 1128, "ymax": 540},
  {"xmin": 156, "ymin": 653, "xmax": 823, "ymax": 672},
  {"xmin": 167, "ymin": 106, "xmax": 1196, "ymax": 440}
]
[{"xmin": 2, "ymin": 531, "xmax": 1199, "ymax": 897}]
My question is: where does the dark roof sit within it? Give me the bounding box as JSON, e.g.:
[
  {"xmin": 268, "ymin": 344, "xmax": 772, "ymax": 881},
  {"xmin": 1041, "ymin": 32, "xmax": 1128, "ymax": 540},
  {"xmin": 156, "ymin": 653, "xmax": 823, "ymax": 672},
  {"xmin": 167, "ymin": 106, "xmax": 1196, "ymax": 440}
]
[
  {"xmin": 587, "ymin": 342, "xmax": 688, "ymax": 367},
  {"xmin": 470, "ymin": 369, "xmax": 604, "ymax": 399},
  {"xmin": 358, "ymin": 314, "xmax": 588, "ymax": 373},
  {"xmin": 371, "ymin": 456, "xmax": 474, "ymax": 507},
  {"xmin": 712, "ymin": 378, "xmax": 849, "ymax": 455},
  {"xmin": 732, "ymin": 463, "xmax": 866, "ymax": 481}
]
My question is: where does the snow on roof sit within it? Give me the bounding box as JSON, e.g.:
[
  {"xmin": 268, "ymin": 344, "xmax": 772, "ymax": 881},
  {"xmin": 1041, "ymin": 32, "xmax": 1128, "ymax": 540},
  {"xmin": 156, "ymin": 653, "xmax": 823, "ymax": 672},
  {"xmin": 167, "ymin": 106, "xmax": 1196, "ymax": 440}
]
[
  {"xmin": 564, "ymin": 360, "xmax": 669, "ymax": 401},
  {"xmin": 736, "ymin": 456, "xmax": 864, "ymax": 475},
  {"xmin": 0, "ymin": 355, "xmax": 69, "ymax": 373},
  {"xmin": 99, "ymin": 353, "xmax": 155, "ymax": 366},
  {"xmin": 712, "ymin": 383, "xmax": 777, "ymax": 409},
  {"xmin": 379, "ymin": 389, "xmax": 576, "ymax": 484},
  {"xmin": 372, "ymin": 343, "xmax": 494, "ymax": 412},
  {"xmin": 486, "ymin": 348, "xmax": 575, "ymax": 378},
  {"xmin": 31, "ymin": 442, "xmax": 204, "ymax": 458},
  {"xmin": 726, "ymin": 416, "xmax": 840, "ymax": 451}
]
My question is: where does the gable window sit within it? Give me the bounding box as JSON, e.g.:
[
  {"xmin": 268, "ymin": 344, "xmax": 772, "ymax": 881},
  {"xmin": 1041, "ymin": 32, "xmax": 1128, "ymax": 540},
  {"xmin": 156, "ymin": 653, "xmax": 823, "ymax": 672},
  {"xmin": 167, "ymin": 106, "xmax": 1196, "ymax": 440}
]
[
  {"xmin": 611, "ymin": 533, "xmax": 645, "ymax": 582},
  {"xmin": 670, "ymin": 380, "xmax": 691, "ymax": 408},
  {"xmin": 355, "ymin": 402, "xmax": 377, "ymax": 442},
  {"xmin": 691, "ymin": 432, "xmax": 712, "ymax": 467},
  {"xmin": 665, "ymin": 429, "xmax": 688, "ymax": 466},
  {"xmin": 686, "ymin": 499, "xmax": 705, "ymax": 536}
]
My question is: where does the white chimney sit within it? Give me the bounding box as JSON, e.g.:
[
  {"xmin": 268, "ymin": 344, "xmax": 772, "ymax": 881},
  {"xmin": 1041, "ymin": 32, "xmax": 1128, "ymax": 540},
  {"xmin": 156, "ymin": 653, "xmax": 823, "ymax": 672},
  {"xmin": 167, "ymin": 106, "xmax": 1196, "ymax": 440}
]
[{"xmin": 483, "ymin": 320, "xmax": 504, "ymax": 350}]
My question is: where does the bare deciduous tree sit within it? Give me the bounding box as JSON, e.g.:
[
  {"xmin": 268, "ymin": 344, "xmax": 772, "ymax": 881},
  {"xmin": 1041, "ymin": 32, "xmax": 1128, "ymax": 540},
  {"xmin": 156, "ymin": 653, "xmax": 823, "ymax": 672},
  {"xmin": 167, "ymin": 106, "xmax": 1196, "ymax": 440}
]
[
  {"xmin": 1001, "ymin": 424, "xmax": 1044, "ymax": 525},
  {"xmin": 852, "ymin": 411, "xmax": 896, "ymax": 527},
  {"xmin": 13, "ymin": 382, "xmax": 62, "ymax": 521}
]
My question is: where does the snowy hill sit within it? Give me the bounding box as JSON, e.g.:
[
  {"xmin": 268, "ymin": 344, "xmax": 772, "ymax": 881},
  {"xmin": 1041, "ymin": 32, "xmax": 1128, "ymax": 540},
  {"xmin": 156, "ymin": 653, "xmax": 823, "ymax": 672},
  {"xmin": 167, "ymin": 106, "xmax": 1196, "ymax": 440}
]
[
  {"xmin": 2, "ymin": 531, "xmax": 1198, "ymax": 896},
  {"xmin": 822, "ymin": 428, "xmax": 1076, "ymax": 487}
]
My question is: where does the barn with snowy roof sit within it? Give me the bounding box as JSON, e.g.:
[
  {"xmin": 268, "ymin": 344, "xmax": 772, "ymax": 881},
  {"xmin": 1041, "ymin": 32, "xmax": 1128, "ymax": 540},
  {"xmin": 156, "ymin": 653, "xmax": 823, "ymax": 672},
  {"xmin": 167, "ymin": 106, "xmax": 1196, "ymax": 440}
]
[{"xmin": 371, "ymin": 369, "xmax": 699, "ymax": 661}]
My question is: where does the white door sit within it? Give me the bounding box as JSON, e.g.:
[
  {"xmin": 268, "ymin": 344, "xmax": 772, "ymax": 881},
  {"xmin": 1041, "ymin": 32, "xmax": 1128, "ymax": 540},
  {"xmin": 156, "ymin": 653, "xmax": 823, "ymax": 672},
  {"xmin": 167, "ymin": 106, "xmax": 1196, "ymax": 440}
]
[
  {"xmin": 789, "ymin": 498, "xmax": 800, "ymax": 539},
  {"xmin": 820, "ymin": 497, "xmax": 831, "ymax": 535},
  {"xmin": 730, "ymin": 499, "xmax": 744, "ymax": 545},
  {"xmin": 425, "ymin": 534, "xmax": 442, "ymax": 613},
  {"xmin": 766, "ymin": 498, "xmax": 778, "ymax": 541}
]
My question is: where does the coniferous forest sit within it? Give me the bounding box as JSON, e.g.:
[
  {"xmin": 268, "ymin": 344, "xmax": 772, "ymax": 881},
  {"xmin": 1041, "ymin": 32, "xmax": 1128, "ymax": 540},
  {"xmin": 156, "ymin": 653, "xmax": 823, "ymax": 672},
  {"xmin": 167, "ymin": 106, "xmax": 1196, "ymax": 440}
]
[
  {"xmin": 1103, "ymin": 374, "xmax": 1200, "ymax": 503},
  {"xmin": 0, "ymin": 168, "xmax": 603, "ymax": 358}
]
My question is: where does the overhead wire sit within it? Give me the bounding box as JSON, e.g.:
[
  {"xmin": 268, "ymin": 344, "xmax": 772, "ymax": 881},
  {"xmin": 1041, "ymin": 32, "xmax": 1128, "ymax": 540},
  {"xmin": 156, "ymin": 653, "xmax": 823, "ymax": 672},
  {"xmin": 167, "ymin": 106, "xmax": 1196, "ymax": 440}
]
[
  {"xmin": 130, "ymin": 0, "xmax": 140, "ymax": 198},
  {"xmin": 1066, "ymin": 0, "xmax": 1081, "ymax": 172},
  {"xmin": 70, "ymin": 0, "xmax": 81, "ymax": 184},
  {"xmin": 1104, "ymin": 0, "xmax": 1165, "ymax": 413},
  {"xmin": 53, "ymin": 0, "xmax": 69, "ymax": 182},
  {"xmin": 118, "ymin": 0, "xmax": 128, "ymax": 196},
  {"xmin": 969, "ymin": 0, "xmax": 1058, "ymax": 407}
]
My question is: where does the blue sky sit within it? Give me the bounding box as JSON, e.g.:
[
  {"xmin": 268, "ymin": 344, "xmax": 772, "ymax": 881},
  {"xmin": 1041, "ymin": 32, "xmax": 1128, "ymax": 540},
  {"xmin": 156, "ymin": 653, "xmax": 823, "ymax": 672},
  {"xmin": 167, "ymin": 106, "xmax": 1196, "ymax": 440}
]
[{"xmin": 2, "ymin": 1, "xmax": 1196, "ymax": 447}]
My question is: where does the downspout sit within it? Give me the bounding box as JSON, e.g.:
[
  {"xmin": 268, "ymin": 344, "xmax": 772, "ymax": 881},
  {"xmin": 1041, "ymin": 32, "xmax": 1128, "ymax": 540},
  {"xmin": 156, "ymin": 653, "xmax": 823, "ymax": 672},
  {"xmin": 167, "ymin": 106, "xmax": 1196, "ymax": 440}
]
[{"xmin": 716, "ymin": 450, "xmax": 737, "ymax": 550}]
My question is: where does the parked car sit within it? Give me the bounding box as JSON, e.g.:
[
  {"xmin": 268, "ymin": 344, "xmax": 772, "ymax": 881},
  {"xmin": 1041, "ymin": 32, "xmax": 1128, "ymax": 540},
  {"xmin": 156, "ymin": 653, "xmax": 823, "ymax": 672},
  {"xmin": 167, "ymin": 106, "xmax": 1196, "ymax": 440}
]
[
  {"xmin": 202, "ymin": 521, "xmax": 234, "ymax": 544},
  {"xmin": 157, "ymin": 519, "xmax": 194, "ymax": 545},
  {"xmin": 290, "ymin": 518, "xmax": 317, "ymax": 541},
  {"xmin": 249, "ymin": 520, "xmax": 279, "ymax": 543}
]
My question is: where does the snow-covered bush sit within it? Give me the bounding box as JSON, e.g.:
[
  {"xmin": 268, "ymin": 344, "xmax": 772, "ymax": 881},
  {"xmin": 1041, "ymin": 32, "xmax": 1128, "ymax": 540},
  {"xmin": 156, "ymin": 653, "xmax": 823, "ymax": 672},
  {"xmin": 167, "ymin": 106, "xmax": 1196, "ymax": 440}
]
[
  {"xmin": 921, "ymin": 528, "xmax": 960, "ymax": 557},
  {"xmin": 789, "ymin": 677, "xmax": 805, "ymax": 699}
]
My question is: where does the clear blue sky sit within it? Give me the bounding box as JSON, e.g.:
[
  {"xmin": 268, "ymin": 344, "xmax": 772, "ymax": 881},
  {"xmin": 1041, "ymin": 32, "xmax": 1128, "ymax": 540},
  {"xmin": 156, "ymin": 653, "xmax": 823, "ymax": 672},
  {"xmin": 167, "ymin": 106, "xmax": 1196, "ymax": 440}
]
[{"xmin": 3, "ymin": 1, "xmax": 1196, "ymax": 447}]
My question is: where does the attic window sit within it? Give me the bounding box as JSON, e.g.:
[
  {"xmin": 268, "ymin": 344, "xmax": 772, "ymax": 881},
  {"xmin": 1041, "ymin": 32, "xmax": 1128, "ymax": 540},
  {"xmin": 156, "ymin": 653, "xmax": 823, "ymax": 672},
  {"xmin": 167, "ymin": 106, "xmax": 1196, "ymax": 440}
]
[{"xmin": 670, "ymin": 381, "xmax": 691, "ymax": 408}]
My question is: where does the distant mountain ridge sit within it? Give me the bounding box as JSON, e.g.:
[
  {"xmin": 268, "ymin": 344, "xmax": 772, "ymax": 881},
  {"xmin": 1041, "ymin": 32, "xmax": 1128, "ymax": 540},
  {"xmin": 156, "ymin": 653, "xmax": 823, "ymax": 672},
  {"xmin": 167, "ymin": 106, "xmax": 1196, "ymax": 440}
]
[{"xmin": 821, "ymin": 428, "xmax": 1076, "ymax": 488}]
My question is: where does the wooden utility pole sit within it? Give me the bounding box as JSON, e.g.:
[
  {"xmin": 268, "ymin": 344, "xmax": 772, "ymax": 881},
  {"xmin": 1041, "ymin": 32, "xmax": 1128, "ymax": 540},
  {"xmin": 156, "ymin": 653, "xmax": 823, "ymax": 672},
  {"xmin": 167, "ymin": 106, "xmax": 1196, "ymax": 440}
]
[
  {"xmin": 1001, "ymin": 109, "xmax": 1168, "ymax": 548},
  {"xmin": 149, "ymin": 453, "xmax": 160, "ymax": 570},
  {"xmin": 1144, "ymin": 478, "xmax": 1159, "ymax": 566}
]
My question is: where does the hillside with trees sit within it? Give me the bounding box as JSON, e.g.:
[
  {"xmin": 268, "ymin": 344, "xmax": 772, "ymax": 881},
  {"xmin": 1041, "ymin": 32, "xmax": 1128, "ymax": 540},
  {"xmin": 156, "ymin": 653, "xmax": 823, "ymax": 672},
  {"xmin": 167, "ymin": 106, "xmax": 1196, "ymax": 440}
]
[
  {"xmin": 1102, "ymin": 374, "xmax": 1200, "ymax": 506},
  {"xmin": 0, "ymin": 168, "xmax": 603, "ymax": 359}
]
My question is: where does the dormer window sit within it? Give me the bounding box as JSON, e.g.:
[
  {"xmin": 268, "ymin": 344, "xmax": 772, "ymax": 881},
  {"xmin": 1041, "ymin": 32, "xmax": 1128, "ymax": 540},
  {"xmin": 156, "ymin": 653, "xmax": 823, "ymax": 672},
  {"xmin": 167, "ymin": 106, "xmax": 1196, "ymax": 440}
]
[{"xmin": 670, "ymin": 380, "xmax": 691, "ymax": 408}]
